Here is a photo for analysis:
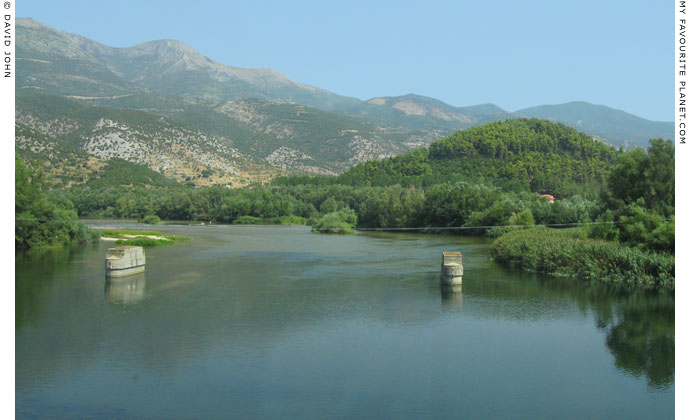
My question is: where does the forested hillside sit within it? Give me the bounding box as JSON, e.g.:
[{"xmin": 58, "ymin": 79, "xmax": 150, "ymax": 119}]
[{"xmin": 280, "ymin": 119, "xmax": 620, "ymax": 199}]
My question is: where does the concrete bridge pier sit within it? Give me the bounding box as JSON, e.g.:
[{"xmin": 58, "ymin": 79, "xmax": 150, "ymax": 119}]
[
  {"xmin": 105, "ymin": 246, "xmax": 146, "ymax": 278},
  {"xmin": 441, "ymin": 251, "xmax": 463, "ymax": 286}
]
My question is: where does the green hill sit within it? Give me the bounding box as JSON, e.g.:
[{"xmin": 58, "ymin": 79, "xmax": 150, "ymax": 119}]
[{"xmin": 320, "ymin": 119, "xmax": 620, "ymax": 198}]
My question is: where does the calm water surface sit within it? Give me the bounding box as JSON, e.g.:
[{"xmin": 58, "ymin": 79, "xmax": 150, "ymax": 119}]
[{"xmin": 16, "ymin": 224, "xmax": 675, "ymax": 419}]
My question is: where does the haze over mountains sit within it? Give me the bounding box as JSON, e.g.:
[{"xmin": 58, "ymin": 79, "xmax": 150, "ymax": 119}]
[
  {"xmin": 516, "ymin": 102, "xmax": 674, "ymax": 150},
  {"xmin": 15, "ymin": 18, "xmax": 673, "ymax": 186}
]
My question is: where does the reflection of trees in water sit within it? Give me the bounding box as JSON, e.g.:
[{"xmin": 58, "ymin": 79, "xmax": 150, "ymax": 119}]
[
  {"xmin": 574, "ymin": 283, "xmax": 674, "ymax": 390},
  {"xmin": 602, "ymin": 291, "xmax": 674, "ymax": 389},
  {"xmin": 463, "ymin": 267, "xmax": 675, "ymax": 390},
  {"xmin": 16, "ymin": 247, "xmax": 75, "ymax": 332}
]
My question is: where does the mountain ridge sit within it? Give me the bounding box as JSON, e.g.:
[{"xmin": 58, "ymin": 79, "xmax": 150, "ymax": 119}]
[
  {"xmin": 17, "ymin": 18, "xmax": 361, "ymax": 110},
  {"xmin": 17, "ymin": 16, "xmax": 672, "ymax": 144},
  {"xmin": 517, "ymin": 101, "xmax": 673, "ymax": 148},
  {"xmin": 15, "ymin": 17, "xmax": 674, "ymax": 188}
]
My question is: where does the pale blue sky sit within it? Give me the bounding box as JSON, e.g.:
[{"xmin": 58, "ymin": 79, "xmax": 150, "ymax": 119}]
[{"xmin": 20, "ymin": 0, "xmax": 672, "ymax": 121}]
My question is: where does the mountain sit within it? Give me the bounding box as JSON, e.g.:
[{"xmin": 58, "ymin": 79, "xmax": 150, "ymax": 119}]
[
  {"xmin": 212, "ymin": 98, "xmax": 403, "ymax": 171},
  {"xmin": 17, "ymin": 18, "xmax": 360, "ymax": 110},
  {"xmin": 342, "ymin": 94, "xmax": 517, "ymax": 132},
  {"xmin": 15, "ymin": 90, "xmax": 292, "ymax": 187},
  {"xmin": 15, "ymin": 18, "xmax": 442, "ymax": 183},
  {"xmin": 516, "ymin": 102, "xmax": 673, "ymax": 149},
  {"xmin": 16, "ymin": 18, "xmax": 511, "ymax": 131},
  {"xmin": 14, "ymin": 91, "xmax": 408, "ymax": 185},
  {"xmin": 16, "ymin": 19, "xmax": 144, "ymax": 97},
  {"xmin": 15, "ymin": 18, "xmax": 673, "ymax": 188}
]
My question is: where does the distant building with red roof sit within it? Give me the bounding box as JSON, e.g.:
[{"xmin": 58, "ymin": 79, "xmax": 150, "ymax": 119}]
[{"xmin": 540, "ymin": 194, "xmax": 555, "ymax": 204}]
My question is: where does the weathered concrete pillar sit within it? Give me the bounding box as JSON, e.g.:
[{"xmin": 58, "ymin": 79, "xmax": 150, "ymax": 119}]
[
  {"xmin": 441, "ymin": 251, "xmax": 463, "ymax": 285},
  {"xmin": 105, "ymin": 246, "xmax": 146, "ymax": 277}
]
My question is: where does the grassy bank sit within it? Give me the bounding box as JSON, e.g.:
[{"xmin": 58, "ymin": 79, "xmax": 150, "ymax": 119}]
[
  {"xmin": 100, "ymin": 230, "xmax": 190, "ymax": 247},
  {"xmin": 490, "ymin": 227, "xmax": 674, "ymax": 287}
]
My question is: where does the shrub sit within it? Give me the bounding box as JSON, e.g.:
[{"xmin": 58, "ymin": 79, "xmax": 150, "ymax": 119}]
[
  {"xmin": 617, "ymin": 203, "xmax": 674, "ymax": 253},
  {"xmin": 143, "ymin": 214, "xmax": 161, "ymax": 225},
  {"xmin": 311, "ymin": 211, "xmax": 356, "ymax": 234}
]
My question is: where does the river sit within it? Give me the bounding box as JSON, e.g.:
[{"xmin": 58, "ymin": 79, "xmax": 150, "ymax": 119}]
[{"xmin": 16, "ymin": 223, "xmax": 675, "ymax": 419}]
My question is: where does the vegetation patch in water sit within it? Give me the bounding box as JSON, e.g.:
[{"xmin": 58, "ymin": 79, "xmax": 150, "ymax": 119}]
[
  {"xmin": 490, "ymin": 227, "xmax": 674, "ymax": 287},
  {"xmin": 101, "ymin": 230, "xmax": 189, "ymax": 247},
  {"xmin": 311, "ymin": 209, "xmax": 357, "ymax": 234}
]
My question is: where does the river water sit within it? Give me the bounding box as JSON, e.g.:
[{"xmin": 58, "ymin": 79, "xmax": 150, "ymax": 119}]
[{"xmin": 16, "ymin": 224, "xmax": 674, "ymax": 419}]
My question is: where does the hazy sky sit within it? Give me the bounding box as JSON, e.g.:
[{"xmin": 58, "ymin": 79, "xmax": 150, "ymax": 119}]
[{"xmin": 20, "ymin": 0, "xmax": 672, "ymax": 121}]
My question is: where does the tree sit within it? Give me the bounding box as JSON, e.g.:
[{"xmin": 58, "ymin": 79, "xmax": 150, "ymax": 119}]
[
  {"xmin": 606, "ymin": 139, "xmax": 674, "ymax": 217},
  {"xmin": 15, "ymin": 154, "xmax": 98, "ymax": 249},
  {"xmin": 599, "ymin": 139, "xmax": 674, "ymax": 253}
]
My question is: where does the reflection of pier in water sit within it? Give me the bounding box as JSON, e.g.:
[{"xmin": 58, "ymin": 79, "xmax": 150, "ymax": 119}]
[
  {"xmin": 441, "ymin": 284, "xmax": 463, "ymax": 312},
  {"xmin": 105, "ymin": 273, "xmax": 146, "ymax": 305}
]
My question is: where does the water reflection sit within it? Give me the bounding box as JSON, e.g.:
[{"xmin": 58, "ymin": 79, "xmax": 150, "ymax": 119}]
[
  {"xmin": 440, "ymin": 285, "xmax": 463, "ymax": 312},
  {"xmin": 544, "ymin": 279, "xmax": 675, "ymax": 389},
  {"xmin": 439, "ymin": 272, "xmax": 674, "ymax": 389},
  {"xmin": 497, "ymin": 274, "xmax": 674, "ymax": 390},
  {"xmin": 105, "ymin": 274, "xmax": 146, "ymax": 305},
  {"xmin": 16, "ymin": 247, "xmax": 86, "ymax": 332},
  {"xmin": 597, "ymin": 288, "xmax": 674, "ymax": 389}
]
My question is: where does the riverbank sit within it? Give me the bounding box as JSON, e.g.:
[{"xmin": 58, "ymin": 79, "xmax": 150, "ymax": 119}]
[{"xmin": 490, "ymin": 227, "xmax": 674, "ymax": 287}]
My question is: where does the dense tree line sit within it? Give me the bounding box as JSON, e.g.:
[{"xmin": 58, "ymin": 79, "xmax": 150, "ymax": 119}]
[{"xmin": 62, "ymin": 181, "xmax": 598, "ymax": 234}]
